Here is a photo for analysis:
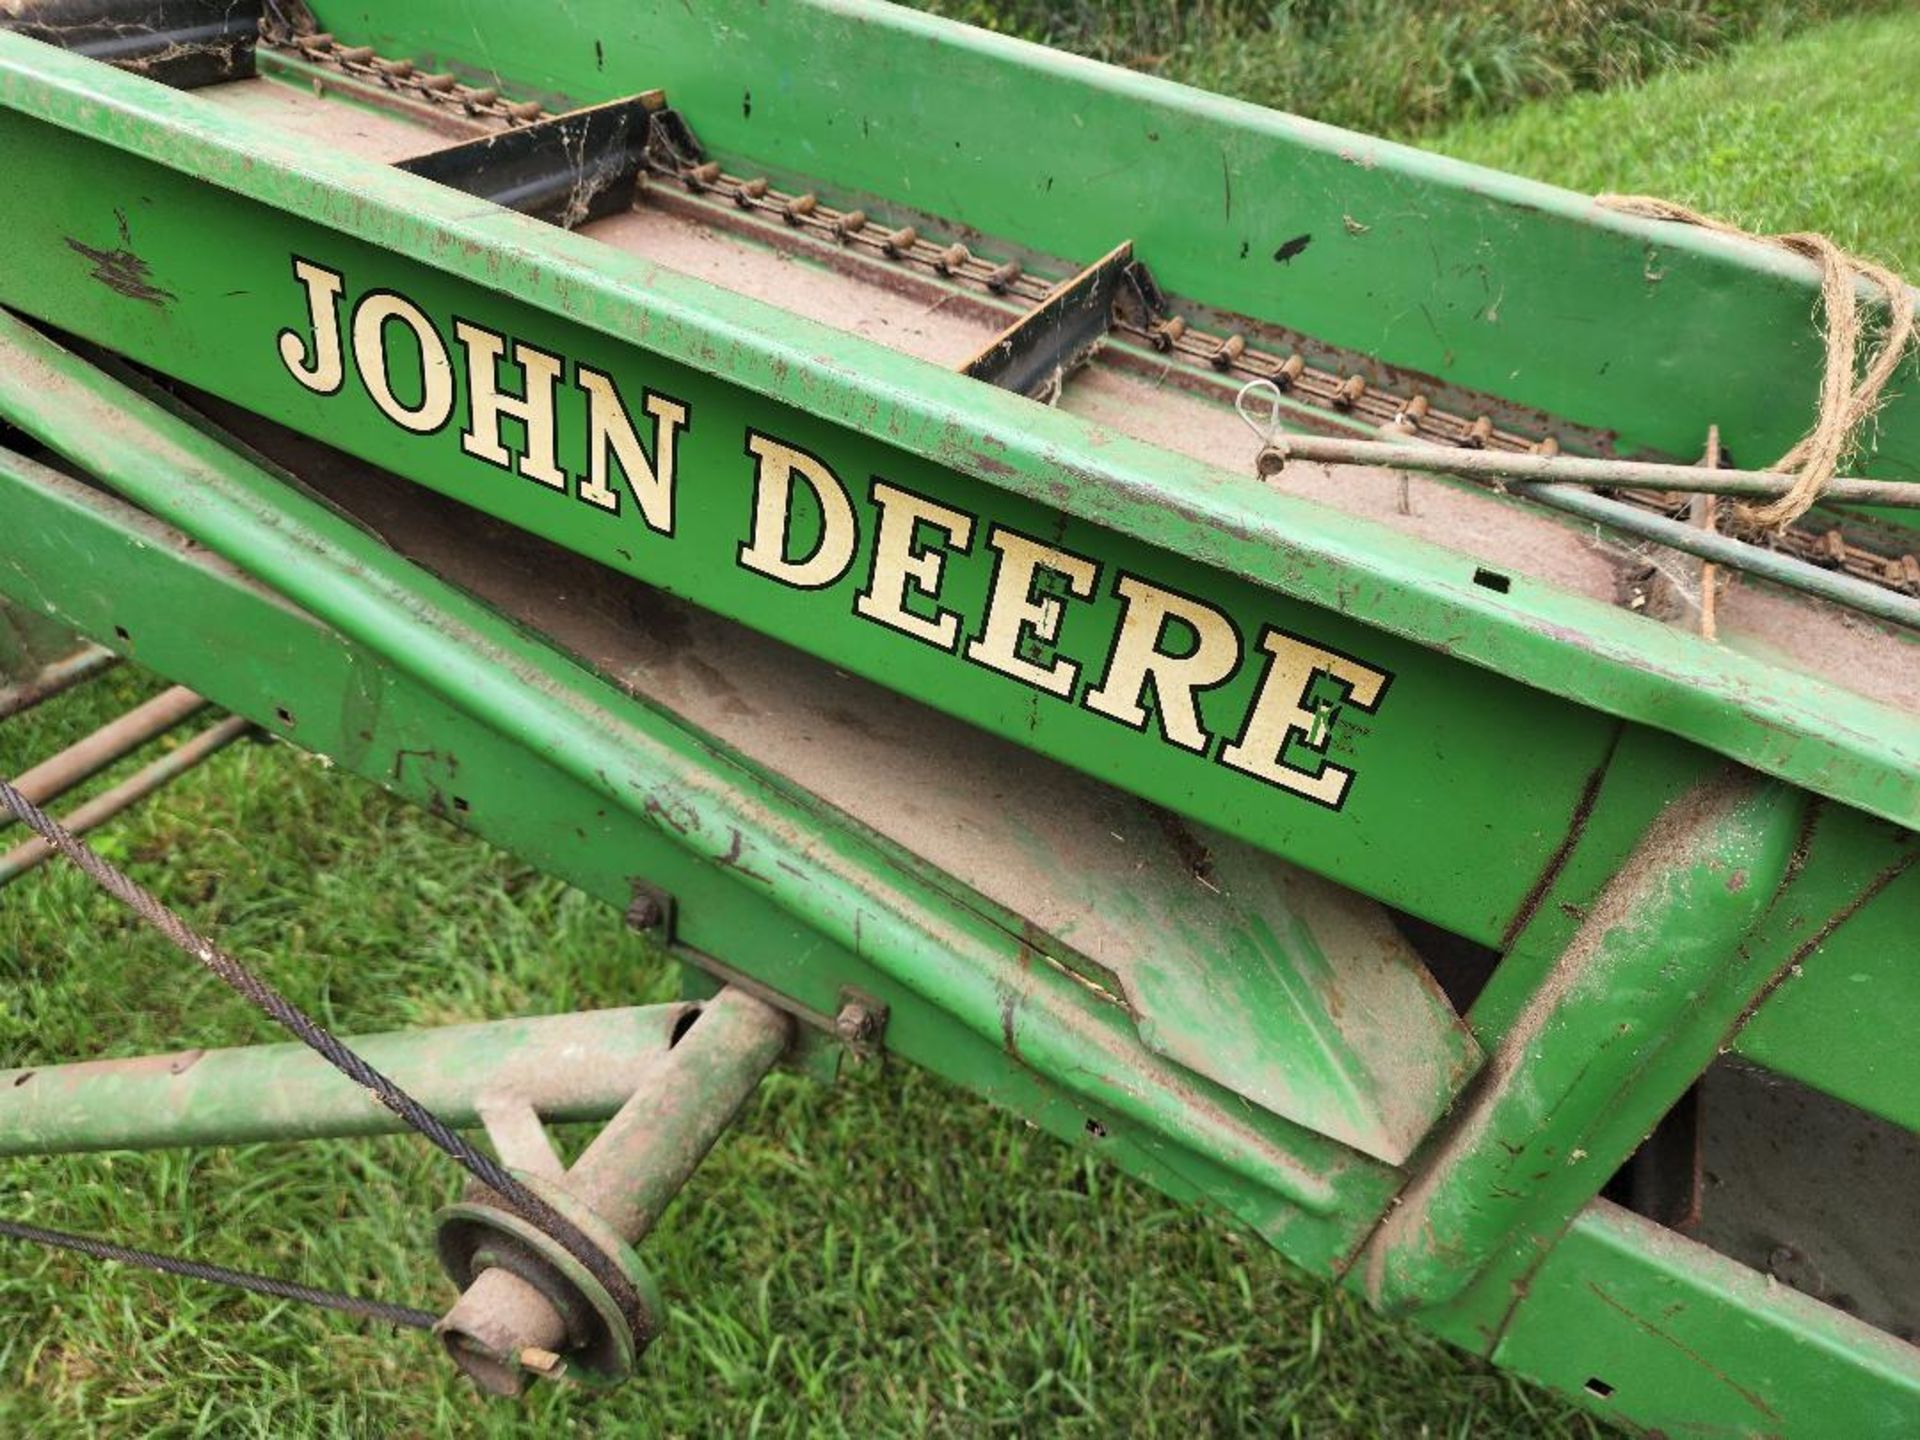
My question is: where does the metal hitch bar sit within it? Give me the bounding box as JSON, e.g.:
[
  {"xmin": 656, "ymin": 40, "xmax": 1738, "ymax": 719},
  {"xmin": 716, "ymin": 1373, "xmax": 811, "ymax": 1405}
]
[{"xmin": 435, "ymin": 986, "xmax": 792, "ymax": 1396}]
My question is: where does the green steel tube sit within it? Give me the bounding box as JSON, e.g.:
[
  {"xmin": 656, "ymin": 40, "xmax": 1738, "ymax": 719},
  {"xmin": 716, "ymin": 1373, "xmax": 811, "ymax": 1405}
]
[
  {"xmin": 0, "ymin": 314, "xmax": 1346, "ymax": 1215},
  {"xmin": 0, "ymin": 1004, "xmax": 696, "ymax": 1154},
  {"xmin": 566, "ymin": 986, "xmax": 791, "ymax": 1242},
  {"xmin": 1356, "ymin": 769, "xmax": 1806, "ymax": 1312}
]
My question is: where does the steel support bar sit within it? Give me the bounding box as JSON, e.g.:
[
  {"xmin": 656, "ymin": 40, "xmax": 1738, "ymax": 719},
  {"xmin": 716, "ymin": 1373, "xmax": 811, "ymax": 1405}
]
[
  {"xmin": 0, "ymin": 712, "xmax": 251, "ymax": 885},
  {"xmin": 436, "ymin": 987, "xmax": 791, "ymax": 1394},
  {"xmin": 0, "ymin": 643, "xmax": 117, "ymax": 721},
  {"xmin": 1355, "ymin": 769, "xmax": 1807, "ymax": 1313},
  {"xmin": 1259, "ymin": 430, "xmax": 1920, "ymax": 509},
  {"xmin": 1259, "ymin": 430, "xmax": 1920, "ymax": 631},
  {"xmin": 0, "ymin": 683, "xmax": 204, "ymax": 826},
  {"xmin": 1512, "ymin": 482, "xmax": 1920, "ymax": 633},
  {"xmin": 0, "ymin": 1003, "xmax": 699, "ymax": 1154},
  {"xmin": 0, "ymin": 315, "xmax": 1355, "ymax": 1219}
]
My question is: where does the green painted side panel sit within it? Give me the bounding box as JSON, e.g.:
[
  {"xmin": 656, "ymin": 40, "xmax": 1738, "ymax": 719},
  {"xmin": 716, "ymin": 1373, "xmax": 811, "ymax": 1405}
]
[
  {"xmin": 329, "ymin": 0, "xmax": 1920, "ymax": 489},
  {"xmin": 0, "ymin": 103, "xmax": 1624, "ymax": 948},
  {"xmin": 1493, "ymin": 1202, "xmax": 1920, "ymax": 1437},
  {"xmin": 0, "ymin": 445, "xmax": 1388, "ymax": 1272},
  {"xmin": 0, "ymin": 41, "xmax": 1915, "ymax": 841},
  {"xmin": 1735, "ymin": 816, "xmax": 1920, "ymax": 1132}
]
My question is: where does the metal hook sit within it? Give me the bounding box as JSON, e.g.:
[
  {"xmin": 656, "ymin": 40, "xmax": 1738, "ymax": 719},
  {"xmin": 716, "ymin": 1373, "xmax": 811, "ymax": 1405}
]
[{"xmin": 1236, "ymin": 377, "xmax": 1284, "ymax": 447}]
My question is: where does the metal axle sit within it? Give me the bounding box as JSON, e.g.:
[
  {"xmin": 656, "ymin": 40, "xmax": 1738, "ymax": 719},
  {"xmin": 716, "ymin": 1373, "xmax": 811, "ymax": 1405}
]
[{"xmin": 435, "ymin": 986, "xmax": 791, "ymax": 1396}]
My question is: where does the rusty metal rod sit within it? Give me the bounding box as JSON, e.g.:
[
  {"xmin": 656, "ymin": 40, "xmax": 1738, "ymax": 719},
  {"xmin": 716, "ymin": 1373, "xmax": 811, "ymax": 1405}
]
[
  {"xmin": 0, "ymin": 644, "xmax": 119, "ymax": 722},
  {"xmin": 436, "ymin": 988, "xmax": 790, "ymax": 1393},
  {"xmin": 1257, "ymin": 432, "xmax": 1920, "ymax": 508},
  {"xmin": 0, "ymin": 684, "xmax": 204, "ymax": 829},
  {"xmin": 0, "ymin": 713, "xmax": 250, "ymax": 886},
  {"xmin": 1510, "ymin": 483, "xmax": 1920, "ymax": 632}
]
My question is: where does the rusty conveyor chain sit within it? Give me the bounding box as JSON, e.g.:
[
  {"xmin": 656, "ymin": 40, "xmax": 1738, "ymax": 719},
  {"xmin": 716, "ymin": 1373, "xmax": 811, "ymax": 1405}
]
[{"xmin": 266, "ymin": 26, "xmax": 1920, "ymax": 603}]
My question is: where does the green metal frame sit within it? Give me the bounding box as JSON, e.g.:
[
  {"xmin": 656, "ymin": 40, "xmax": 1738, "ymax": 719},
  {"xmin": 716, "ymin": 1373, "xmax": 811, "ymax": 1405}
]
[{"xmin": 0, "ymin": 3, "xmax": 1915, "ymax": 1431}]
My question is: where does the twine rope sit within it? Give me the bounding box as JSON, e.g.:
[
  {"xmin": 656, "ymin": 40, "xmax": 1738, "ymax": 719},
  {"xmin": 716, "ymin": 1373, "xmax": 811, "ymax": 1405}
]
[{"xmin": 1599, "ymin": 194, "xmax": 1916, "ymax": 530}]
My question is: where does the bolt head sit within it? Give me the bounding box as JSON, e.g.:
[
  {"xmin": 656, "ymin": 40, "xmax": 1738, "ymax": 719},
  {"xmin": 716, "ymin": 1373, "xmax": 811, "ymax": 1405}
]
[{"xmin": 835, "ymin": 1002, "xmax": 876, "ymax": 1046}]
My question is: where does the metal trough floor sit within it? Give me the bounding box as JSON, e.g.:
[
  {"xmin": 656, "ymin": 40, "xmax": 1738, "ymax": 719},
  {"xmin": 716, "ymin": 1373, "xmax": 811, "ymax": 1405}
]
[{"xmin": 192, "ymin": 74, "xmax": 1920, "ymax": 716}]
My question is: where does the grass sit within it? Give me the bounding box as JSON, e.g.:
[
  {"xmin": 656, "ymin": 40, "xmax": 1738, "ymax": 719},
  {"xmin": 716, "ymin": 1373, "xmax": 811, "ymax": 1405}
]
[
  {"xmin": 0, "ymin": 673, "xmax": 1590, "ymax": 1435},
  {"xmin": 1430, "ymin": 9, "xmax": 1920, "ymax": 271},
  {"xmin": 910, "ymin": 0, "xmax": 1899, "ymax": 139},
  {"xmin": 4, "ymin": 7, "xmax": 1918, "ymax": 1435}
]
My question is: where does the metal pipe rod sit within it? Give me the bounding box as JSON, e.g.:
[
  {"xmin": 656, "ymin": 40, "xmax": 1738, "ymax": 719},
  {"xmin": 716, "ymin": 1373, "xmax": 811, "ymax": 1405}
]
[
  {"xmin": 0, "ymin": 1002, "xmax": 698, "ymax": 1155},
  {"xmin": 0, "ymin": 683, "xmax": 205, "ymax": 828},
  {"xmin": 1258, "ymin": 423, "xmax": 1920, "ymax": 631},
  {"xmin": 1259, "ymin": 432, "xmax": 1920, "ymax": 508},
  {"xmin": 0, "ymin": 643, "xmax": 119, "ymax": 721},
  {"xmin": 0, "ymin": 713, "xmax": 251, "ymax": 887},
  {"xmin": 566, "ymin": 985, "xmax": 790, "ymax": 1242},
  {"xmin": 1512, "ymin": 482, "xmax": 1920, "ymax": 633}
]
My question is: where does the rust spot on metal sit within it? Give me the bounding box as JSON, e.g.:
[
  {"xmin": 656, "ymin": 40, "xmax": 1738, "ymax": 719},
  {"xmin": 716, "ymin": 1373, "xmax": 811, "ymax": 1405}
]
[
  {"xmin": 1499, "ymin": 726, "xmax": 1621, "ymax": 949},
  {"xmin": 1583, "ymin": 1281, "xmax": 1778, "ymax": 1421},
  {"xmin": 65, "ymin": 212, "xmax": 175, "ymax": 308},
  {"xmin": 716, "ymin": 825, "xmax": 772, "ymax": 884},
  {"xmin": 1727, "ymin": 840, "xmax": 1919, "ymax": 1040}
]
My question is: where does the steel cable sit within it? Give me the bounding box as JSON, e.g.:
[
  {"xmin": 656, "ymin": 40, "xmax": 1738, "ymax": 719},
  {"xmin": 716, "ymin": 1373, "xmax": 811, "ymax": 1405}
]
[
  {"xmin": 0, "ymin": 1219, "xmax": 436, "ymax": 1330},
  {"xmin": 0, "ymin": 772, "xmax": 652, "ymax": 1349}
]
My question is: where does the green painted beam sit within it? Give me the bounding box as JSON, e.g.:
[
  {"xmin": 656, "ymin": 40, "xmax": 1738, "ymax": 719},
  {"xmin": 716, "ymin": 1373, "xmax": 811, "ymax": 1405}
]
[
  {"xmin": 0, "ymin": 432, "xmax": 1391, "ymax": 1275},
  {"xmin": 1493, "ymin": 1201, "xmax": 1920, "ymax": 1436},
  {"xmin": 0, "ymin": 36, "xmax": 1915, "ymax": 863},
  {"xmin": 0, "ymin": 1005, "xmax": 695, "ymax": 1153},
  {"xmin": 1355, "ymin": 769, "xmax": 1806, "ymax": 1314}
]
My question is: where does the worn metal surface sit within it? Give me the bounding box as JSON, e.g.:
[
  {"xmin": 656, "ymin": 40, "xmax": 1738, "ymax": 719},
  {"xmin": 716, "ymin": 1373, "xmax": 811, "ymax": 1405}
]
[
  {"xmin": 962, "ymin": 242, "xmax": 1133, "ymax": 399},
  {"xmin": 1493, "ymin": 1201, "xmax": 1920, "ymax": 1435},
  {"xmin": 0, "ymin": 4, "xmax": 1916, "ymax": 1425},
  {"xmin": 2, "ymin": 41, "xmax": 1917, "ymax": 852},
  {"xmin": 1262, "ymin": 429, "xmax": 1920, "ymax": 510},
  {"xmin": 1730, "ymin": 814, "xmax": 1920, "ymax": 1132},
  {"xmin": 437, "ymin": 988, "xmax": 790, "ymax": 1393},
  {"xmin": 0, "ymin": 420, "xmax": 1398, "ymax": 1277},
  {"xmin": 397, "ymin": 93, "xmax": 660, "ymax": 228},
  {"xmin": 203, "ymin": 401, "xmax": 1484, "ymax": 1166},
  {"xmin": 1356, "ymin": 769, "xmax": 1805, "ymax": 1312},
  {"xmin": 0, "ymin": 1003, "xmax": 699, "ymax": 1152}
]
